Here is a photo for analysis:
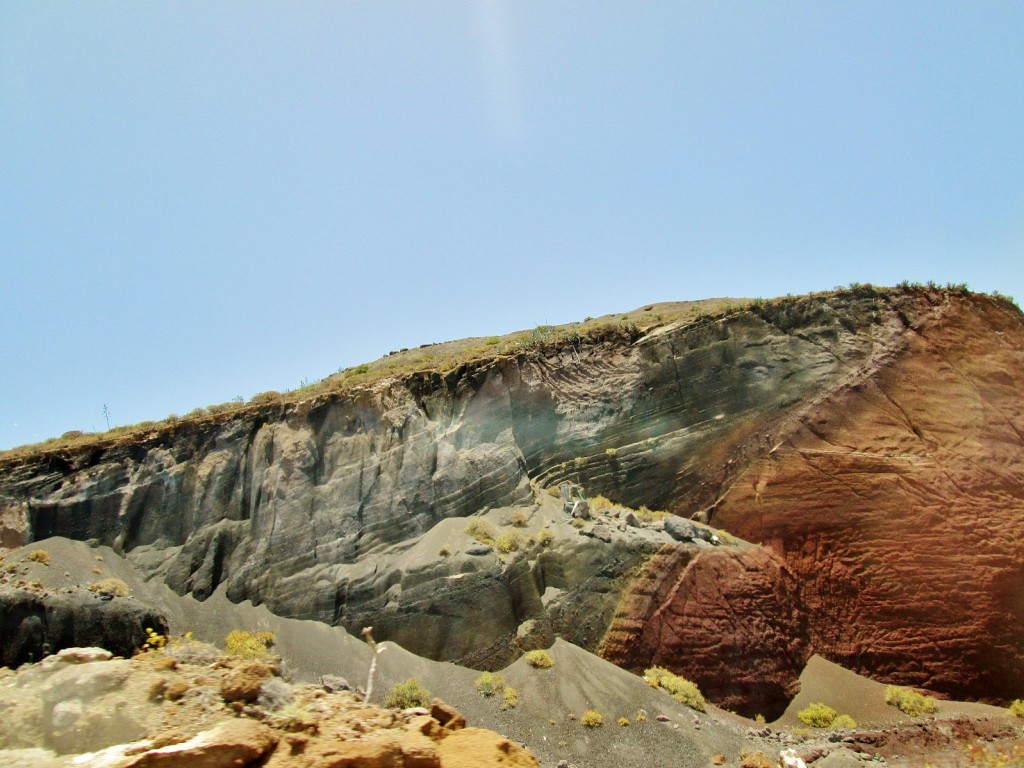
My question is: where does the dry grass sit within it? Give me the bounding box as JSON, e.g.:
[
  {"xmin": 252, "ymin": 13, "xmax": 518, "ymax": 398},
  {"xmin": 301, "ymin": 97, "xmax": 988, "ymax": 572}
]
[
  {"xmin": 884, "ymin": 685, "xmax": 937, "ymax": 716},
  {"xmin": 3, "ymin": 286, "xmax": 1012, "ymax": 468},
  {"xmin": 525, "ymin": 649, "xmax": 555, "ymax": 669},
  {"xmin": 581, "ymin": 709, "xmax": 603, "ymax": 727},
  {"xmin": 87, "ymin": 578, "xmax": 129, "ymax": 598},
  {"xmin": 464, "ymin": 518, "xmax": 497, "ymax": 546}
]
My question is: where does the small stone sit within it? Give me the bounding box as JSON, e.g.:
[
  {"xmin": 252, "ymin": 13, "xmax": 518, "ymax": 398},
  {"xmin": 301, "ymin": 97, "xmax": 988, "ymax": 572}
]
[
  {"xmin": 656, "ymin": 714, "xmax": 670, "ymax": 722},
  {"xmin": 465, "ymin": 545, "xmax": 492, "ymax": 556},
  {"xmin": 713, "ymin": 755, "xmax": 726, "ymax": 765},
  {"xmin": 319, "ymin": 674, "xmax": 351, "ymax": 693}
]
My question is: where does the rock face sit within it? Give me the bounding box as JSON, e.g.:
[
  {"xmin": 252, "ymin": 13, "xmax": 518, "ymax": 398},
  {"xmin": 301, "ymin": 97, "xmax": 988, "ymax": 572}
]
[
  {"xmin": 712, "ymin": 292, "xmax": 1024, "ymax": 705},
  {"xmin": 0, "ymin": 589, "xmax": 168, "ymax": 669},
  {"xmin": 1, "ymin": 286, "xmax": 1022, "ymax": 711},
  {"xmin": 600, "ymin": 542, "xmax": 808, "ymax": 719}
]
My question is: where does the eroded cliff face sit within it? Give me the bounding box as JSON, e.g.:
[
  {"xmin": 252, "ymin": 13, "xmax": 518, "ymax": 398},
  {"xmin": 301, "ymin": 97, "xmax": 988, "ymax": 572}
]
[
  {"xmin": 712, "ymin": 293, "xmax": 1024, "ymax": 705},
  {"xmin": 1, "ymin": 288, "xmax": 1021, "ymax": 712}
]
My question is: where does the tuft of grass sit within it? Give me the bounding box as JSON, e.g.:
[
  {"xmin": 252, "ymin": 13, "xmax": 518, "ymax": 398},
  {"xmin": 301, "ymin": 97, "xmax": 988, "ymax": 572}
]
[
  {"xmin": 464, "ymin": 518, "xmax": 496, "ymax": 546},
  {"xmin": 27, "ymin": 549, "xmax": 50, "ymax": 565},
  {"xmin": 643, "ymin": 666, "xmax": 705, "ymax": 712},
  {"xmin": 885, "ymin": 685, "xmax": 937, "ymax": 717},
  {"xmin": 502, "ymin": 686, "xmax": 519, "ymax": 710},
  {"xmin": 87, "ymin": 578, "xmax": 129, "ymax": 598},
  {"xmin": 1009, "ymin": 699, "xmax": 1024, "ymax": 718},
  {"xmin": 536, "ymin": 528, "xmax": 555, "ymax": 546},
  {"xmin": 495, "ymin": 530, "xmax": 522, "ymax": 553},
  {"xmin": 384, "ymin": 678, "xmax": 430, "ymax": 709},
  {"xmin": 225, "ymin": 629, "xmax": 275, "ymax": 659},
  {"xmin": 581, "ymin": 709, "xmax": 603, "ymax": 727},
  {"xmin": 475, "ymin": 671, "xmax": 506, "ymax": 697},
  {"xmin": 618, "ymin": 716, "xmax": 630, "ymax": 727},
  {"xmin": 525, "ymin": 649, "xmax": 555, "ymax": 669},
  {"xmin": 504, "ymin": 509, "xmax": 529, "ymax": 528},
  {"xmin": 438, "ymin": 546, "xmax": 451, "ymax": 558}
]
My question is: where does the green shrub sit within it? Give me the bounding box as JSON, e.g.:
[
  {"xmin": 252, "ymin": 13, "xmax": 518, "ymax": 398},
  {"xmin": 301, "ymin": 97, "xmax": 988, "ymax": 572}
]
[
  {"xmin": 1010, "ymin": 699, "xmax": 1024, "ymax": 718},
  {"xmin": 384, "ymin": 678, "xmax": 430, "ymax": 709},
  {"xmin": 581, "ymin": 709, "xmax": 603, "ymax": 727},
  {"xmin": 643, "ymin": 666, "xmax": 705, "ymax": 712},
  {"xmin": 536, "ymin": 528, "xmax": 555, "ymax": 546},
  {"xmin": 618, "ymin": 716, "xmax": 630, "ymax": 726},
  {"xmin": 464, "ymin": 518, "xmax": 496, "ymax": 545},
  {"xmin": 885, "ymin": 685, "xmax": 937, "ymax": 716},
  {"xmin": 475, "ymin": 671, "xmax": 505, "ymax": 697},
  {"xmin": 225, "ymin": 629, "xmax": 275, "ymax": 659},
  {"xmin": 797, "ymin": 703, "xmax": 837, "ymax": 728},
  {"xmin": 87, "ymin": 578, "xmax": 129, "ymax": 598},
  {"xmin": 831, "ymin": 714, "xmax": 857, "ymax": 729},
  {"xmin": 525, "ymin": 649, "xmax": 554, "ymax": 669}
]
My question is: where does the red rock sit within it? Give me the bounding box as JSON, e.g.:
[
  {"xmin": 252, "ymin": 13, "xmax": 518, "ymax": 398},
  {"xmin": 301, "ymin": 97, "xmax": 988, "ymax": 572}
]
[
  {"xmin": 600, "ymin": 542, "xmax": 808, "ymax": 718},
  {"xmin": 713, "ymin": 295, "xmax": 1024, "ymax": 705}
]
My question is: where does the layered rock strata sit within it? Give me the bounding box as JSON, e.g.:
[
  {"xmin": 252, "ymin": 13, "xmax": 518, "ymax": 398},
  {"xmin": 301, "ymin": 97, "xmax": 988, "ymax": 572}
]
[{"xmin": 1, "ymin": 287, "xmax": 1021, "ymax": 710}]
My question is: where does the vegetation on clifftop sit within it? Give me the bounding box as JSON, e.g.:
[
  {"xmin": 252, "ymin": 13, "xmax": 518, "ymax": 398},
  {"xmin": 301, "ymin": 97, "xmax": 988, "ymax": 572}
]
[{"xmin": 1, "ymin": 283, "xmax": 1015, "ymax": 466}]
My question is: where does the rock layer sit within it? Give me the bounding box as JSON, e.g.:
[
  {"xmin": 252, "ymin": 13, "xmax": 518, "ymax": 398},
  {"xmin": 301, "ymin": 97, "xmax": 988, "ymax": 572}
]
[
  {"xmin": 600, "ymin": 542, "xmax": 808, "ymax": 718},
  {"xmin": 1, "ymin": 287, "xmax": 1022, "ymax": 710},
  {"xmin": 712, "ymin": 293, "xmax": 1024, "ymax": 704}
]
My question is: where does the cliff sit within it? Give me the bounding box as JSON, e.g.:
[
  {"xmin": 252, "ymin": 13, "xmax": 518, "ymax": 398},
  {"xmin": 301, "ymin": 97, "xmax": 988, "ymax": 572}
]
[{"xmin": 2, "ymin": 285, "xmax": 1021, "ymax": 716}]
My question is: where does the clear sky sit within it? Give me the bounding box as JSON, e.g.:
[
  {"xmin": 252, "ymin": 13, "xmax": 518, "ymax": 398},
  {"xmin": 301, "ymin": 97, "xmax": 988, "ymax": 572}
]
[{"xmin": 2, "ymin": 2, "xmax": 1022, "ymax": 450}]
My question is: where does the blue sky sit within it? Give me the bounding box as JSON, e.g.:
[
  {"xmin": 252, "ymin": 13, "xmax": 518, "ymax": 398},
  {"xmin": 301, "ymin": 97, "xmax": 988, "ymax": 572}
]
[{"xmin": 2, "ymin": 2, "xmax": 1022, "ymax": 449}]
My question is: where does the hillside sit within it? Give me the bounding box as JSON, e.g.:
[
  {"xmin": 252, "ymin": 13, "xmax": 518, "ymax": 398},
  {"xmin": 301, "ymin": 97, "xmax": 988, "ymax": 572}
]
[{"xmin": 2, "ymin": 284, "xmax": 1022, "ymax": 731}]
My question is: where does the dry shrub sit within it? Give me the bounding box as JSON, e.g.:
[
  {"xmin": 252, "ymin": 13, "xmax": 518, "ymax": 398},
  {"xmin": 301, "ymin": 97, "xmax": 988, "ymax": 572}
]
[
  {"xmin": 384, "ymin": 678, "xmax": 430, "ymax": 709},
  {"xmin": 502, "ymin": 686, "xmax": 519, "ymax": 709},
  {"xmin": 88, "ymin": 578, "xmax": 129, "ymax": 598},
  {"xmin": 536, "ymin": 528, "xmax": 555, "ymax": 546},
  {"xmin": 225, "ymin": 629, "xmax": 275, "ymax": 659},
  {"xmin": 525, "ymin": 649, "xmax": 554, "ymax": 669},
  {"xmin": 495, "ymin": 531, "xmax": 521, "ymax": 553},
  {"xmin": 464, "ymin": 518, "xmax": 496, "ymax": 545},
  {"xmin": 885, "ymin": 685, "xmax": 937, "ymax": 717},
  {"xmin": 644, "ymin": 666, "xmax": 705, "ymax": 712},
  {"xmin": 475, "ymin": 671, "xmax": 505, "ymax": 697},
  {"xmin": 27, "ymin": 549, "xmax": 50, "ymax": 565},
  {"xmin": 581, "ymin": 709, "xmax": 603, "ymax": 727}
]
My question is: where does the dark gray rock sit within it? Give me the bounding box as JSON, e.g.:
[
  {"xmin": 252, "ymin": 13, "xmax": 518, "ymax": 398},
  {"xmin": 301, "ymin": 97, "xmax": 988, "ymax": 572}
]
[{"xmin": 0, "ymin": 589, "xmax": 169, "ymax": 669}]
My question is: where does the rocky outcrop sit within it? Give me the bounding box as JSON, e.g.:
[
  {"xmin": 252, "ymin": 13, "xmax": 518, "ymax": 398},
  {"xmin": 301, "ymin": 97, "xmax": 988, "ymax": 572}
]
[
  {"xmin": 600, "ymin": 542, "xmax": 808, "ymax": 719},
  {"xmin": 712, "ymin": 292, "xmax": 1024, "ymax": 705},
  {"xmin": 0, "ymin": 589, "xmax": 168, "ymax": 669},
  {"xmin": 1, "ymin": 287, "xmax": 1021, "ymax": 711},
  {"xmin": 0, "ymin": 645, "xmax": 540, "ymax": 768}
]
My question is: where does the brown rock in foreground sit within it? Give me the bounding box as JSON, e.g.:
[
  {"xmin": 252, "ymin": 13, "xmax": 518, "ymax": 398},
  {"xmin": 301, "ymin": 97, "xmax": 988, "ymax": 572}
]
[{"xmin": 0, "ymin": 645, "xmax": 539, "ymax": 768}]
